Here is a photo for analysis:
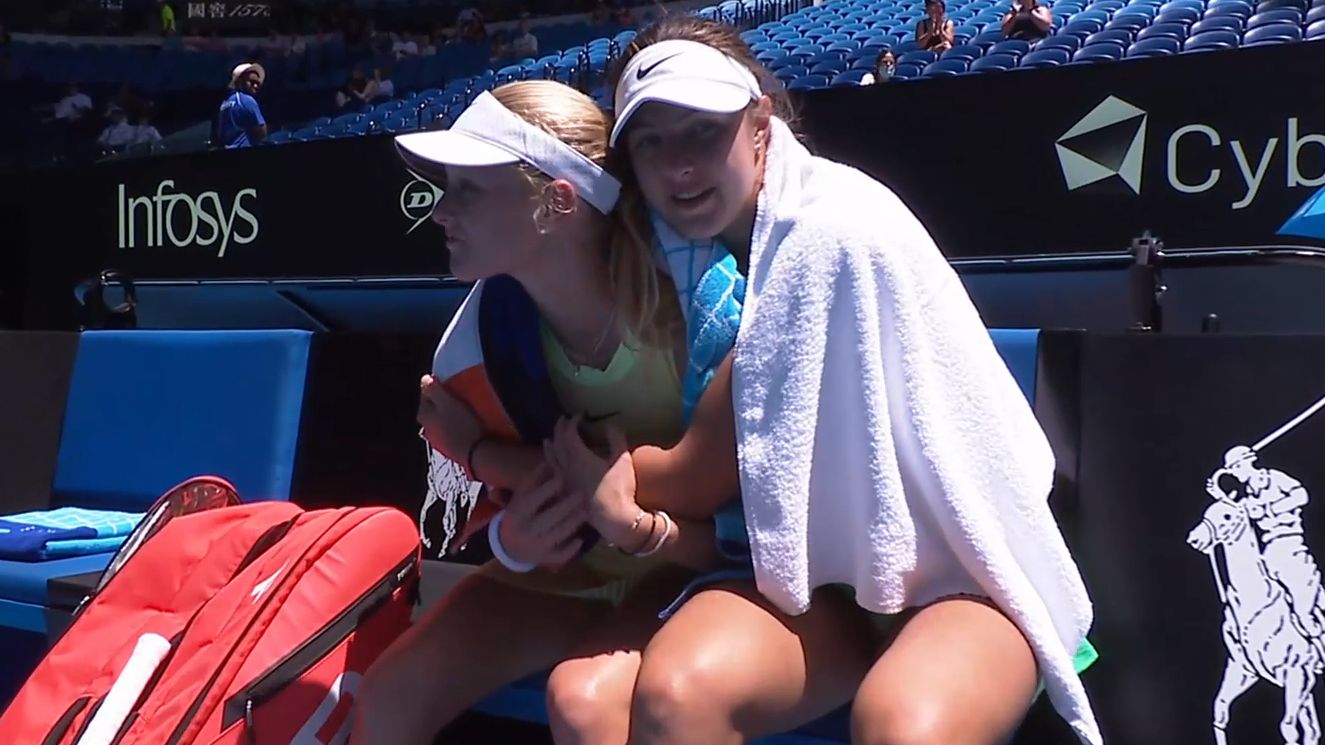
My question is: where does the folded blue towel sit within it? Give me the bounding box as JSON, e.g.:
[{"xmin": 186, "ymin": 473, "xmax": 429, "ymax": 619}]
[{"xmin": 0, "ymin": 507, "xmax": 144, "ymax": 561}]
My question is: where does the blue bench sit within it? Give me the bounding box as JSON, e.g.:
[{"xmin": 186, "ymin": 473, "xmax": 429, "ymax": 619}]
[
  {"xmin": 473, "ymin": 328, "xmax": 1043, "ymax": 743},
  {"xmin": 0, "ymin": 330, "xmax": 312, "ymax": 638}
]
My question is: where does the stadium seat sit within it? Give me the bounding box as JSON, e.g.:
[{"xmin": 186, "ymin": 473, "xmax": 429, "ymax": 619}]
[
  {"xmin": 1247, "ymin": 7, "xmax": 1305, "ymax": 24},
  {"xmin": 810, "ymin": 60, "xmax": 848, "ymax": 75},
  {"xmin": 773, "ymin": 65, "xmax": 810, "ymax": 81},
  {"xmin": 787, "ymin": 74, "xmax": 830, "ymax": 89},
  {"xmin": 1308, "ymin": 4, "xmax": 1325, "ymax": 21},
  {"xmin": 942, "ymin": 43, "xmax": 985, "ymax": 60},
  {"xmin": 0, "ymin": 330, "xmax": 311, "ymax": 636},
  {"xmin": 899, "ymin": 49, "xmax": 940, "ymax": 66},
  {"xmin": 831, "ymin": 69, "xmax": 870, "ymax": 85},
  {"xmin": 825, "ymin": 40, "xmax": 862, "ymax": 53},
  {"xmin": 1137, "ymin": 21, "xmax": 1190, "ymax": 39},
  {"xmin": 1154, "ymin": 10, "xmax": 1200, "ymax": 26},
  {"xmin": 1191, "ymin": 15, "xmax": 1247, "ymax": 32},
  {"xmin": 1309, "ymin": 18, "xmax": 1325, "ymax": 36},
  {"xmin": 1087, "ymin": 0, "xmax": 1127, "ymax": 12},
  {"xmin": 1205, "ymin": 2, "xmax": 1255, "ymax": 17},
  {"xmin": 970, "ymin": 52, "xmax": 1021, "ymax": 70},
  {"xmin": 892, "ymin": 62, "xmax": 924, "ymax": 79},
  {"xmin": 1069, "ymin": 20, "xmax": 1112, "ymax": 39},
  {"xmin": 1037, "ymin": 34, "xmax": 1084, "ymax": 51},
  {"xmin": 1069, "ymin": 8, "xmax": 1113, "ymax": 24},
  {"xmin": 1184, "ymin": 28, "xmax": 1244, "ymax": 47},
  {"xmin": 924, "ymin": 58, "xmax": 971, "ymax": 75},
  {"xmin": 1073, "ymin": 41, "xmax": 1128, "ymax": 59},
  {"xmin": 1161, "ymin": 0, "xmax": 1207, "ymax": 11},
  {"xmin": 1021, "ymin": 46, "xmax": 1074, "ymax": 64},
  {"xmin": 1106, "ymin": 13, "xmax": 1152, "ymax": 30},
  {"xmin": 989, "ymin": 38, "xmax": 1033, "ymax": 56},
  {"xmin": 1127, "ymin": 36, "xmax": 1183, "ymax": 53},
  {"xmin": 1086, "ymin": 28, "xmax": 1137, "ymax": 45},
  {"xmin": 1243, "ymin": 20, "xmax": 1304, "ymax": 41}
]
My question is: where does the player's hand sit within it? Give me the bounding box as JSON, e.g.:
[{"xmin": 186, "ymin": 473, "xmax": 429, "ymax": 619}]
[
  {"xmin": 417, "ymin": 374, "xmax": 483, "ymax": 461},
  {"xmin": 546, "ymin": 417, "xmax": 646, "ymax": 551},
  {"xmin": 500, "ymin": 461, "xmax": 587, "ymax": 568}
]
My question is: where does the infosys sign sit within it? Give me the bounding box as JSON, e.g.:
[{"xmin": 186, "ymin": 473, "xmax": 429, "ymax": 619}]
[
  {"xmin": 1056, "ymin": 95, "xmax": 1325, "ymax": 211},
  {"xmin": 116, "ymin": 180, "xmax": 259, "ymax": 257}
]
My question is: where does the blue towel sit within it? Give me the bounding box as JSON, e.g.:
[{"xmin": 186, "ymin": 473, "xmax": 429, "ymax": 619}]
[
  {"xmin": 680, "ymin": 245, "xmax": 747, "ymax": 423},
  {"xmin": 0, "ymin": 508, "xmax": 144, "ymax": 562},
  {"xmin": 654, "ymin": 216, "xmax": 753, "ymax": 606}
]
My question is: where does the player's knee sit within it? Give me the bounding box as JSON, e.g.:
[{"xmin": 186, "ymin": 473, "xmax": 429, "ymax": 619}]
[
  {"xmin": 546, "ymin": 661, "xmax": 630, "ymax": 737},
  {"xmin": 630, "ymin": 654, "xmax": 726, "ymax": 738},
  {"xmin": 850, "ymin": 695, "xmax": 948, "ymax": 745}
]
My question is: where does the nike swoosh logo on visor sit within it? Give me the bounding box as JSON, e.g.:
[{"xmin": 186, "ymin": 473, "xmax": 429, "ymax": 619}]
[{"xmin": 636, "ymin": 53, "xmax": 682, "ymax": 79}]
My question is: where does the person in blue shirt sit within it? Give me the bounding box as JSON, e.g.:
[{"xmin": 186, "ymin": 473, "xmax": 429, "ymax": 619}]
[{"xmin": 217, "ymin": 63, "xmax": 267, "ymax": 149}]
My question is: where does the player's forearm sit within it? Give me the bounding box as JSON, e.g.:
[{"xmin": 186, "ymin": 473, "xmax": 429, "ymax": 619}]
[
  {"xmin": 470, "ymin": 440, "xmax": 544, "ymax": 491},
  {"xmin": 633, "ymin": 356, "xmax": 740, "ymax": 520}
]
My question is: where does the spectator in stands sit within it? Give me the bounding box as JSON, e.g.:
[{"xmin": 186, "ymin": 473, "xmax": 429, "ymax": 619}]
[
  {"xmin": 97, "ymin": 109, "xmax": 137, "ymax": 151},
  {"xmin": 217, "ymin": 62, "xmax": 266, "ymax": 148},
  {"xmin": 1002, "ymin": 0, "xmax": 1053, "ymax": 40},
  {"xmin": 458, "ymin": 7, "xmax": 487, "ymax": 41},
  {"xmin": 391, "ymin": 32, "xmax": 420, "ymax": 59},
  {"xmin": 335, "ymin": 66, "xmax": 371, "ymax": 110},
  {"xmin": 916, "ymin": 0, "xmax": 955, "ymax": 51},
  {"xmin": 52, "ymin": 83, "xmax": 94, "ymax": 123},
  {"xmin": 540, "ymin": 16, "xmax": 1100, "ymax": 745},
  {"xmin": 860, "ymin": 49, "xmax": 895, "ymax": 84},
  {"xmin": 511, "ymin": 18, "xmax": 539, "ymax": 58},
  {"xmin": 158, "ymin": 0, "xmax": 176, "ymax": 35},
  {"xmin": 369, "ymin": 66, "xmax": 395, "ymax": 101},
  {"xmin": 591, "ymin": 0, "xmax": 612, "ymax": 24},
  {"xmin": 420, "ymin": 31, "xmax": 439, "ymax": 55},
  {"xmin": 105, "ymin": 83, "xmax": 143, "ymax": 122},
  {"xmin": 489, "ymin": 31, "xmax": 515, "ymax": 63},
  {"xmin": 134, "ymin": 113, "xmax": 163, "ymax": 146}
]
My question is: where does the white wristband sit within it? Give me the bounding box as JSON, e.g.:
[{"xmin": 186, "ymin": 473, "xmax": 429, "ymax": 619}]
[{"xmin": 488, "ymin": 511, "xmax": 537, "ymax": 573}]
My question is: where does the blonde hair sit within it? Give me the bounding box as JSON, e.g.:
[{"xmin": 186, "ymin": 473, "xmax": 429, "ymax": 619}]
[{"xmin": 489, "ymin": 80, "xmax": 680, "ymax": 349}]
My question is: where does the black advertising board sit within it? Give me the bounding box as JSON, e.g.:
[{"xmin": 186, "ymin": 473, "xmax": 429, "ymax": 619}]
[
  {"xmin": 799, "ymin": 41, "xmax": 1325, "ymax": 257},
  {"xmin": 1072, "ymin": 333, "xmax": 1325, "ymax": 744},
  {"xmin": 15, "ymin": 134, "xmax": 451, "ymax": 325}
]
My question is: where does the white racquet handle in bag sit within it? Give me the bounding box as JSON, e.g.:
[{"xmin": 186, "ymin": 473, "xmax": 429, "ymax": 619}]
[{"xmin": 75, "ymin": 632, "xmax": 172, "ymax": 745}]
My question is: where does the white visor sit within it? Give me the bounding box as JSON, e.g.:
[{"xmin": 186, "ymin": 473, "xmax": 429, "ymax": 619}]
[
  {"xmin": 611, "ymin": 39, "xmax": 763, "ymax": 147},
  {"xmin": 395, "ymin": 91, "xmax": 621, "ymax": 214}
]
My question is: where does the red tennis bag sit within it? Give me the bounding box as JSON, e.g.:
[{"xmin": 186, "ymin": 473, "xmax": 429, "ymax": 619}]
[{"xmin": 0, "ymin": 499, "xmax": 420, "ymax": 745}]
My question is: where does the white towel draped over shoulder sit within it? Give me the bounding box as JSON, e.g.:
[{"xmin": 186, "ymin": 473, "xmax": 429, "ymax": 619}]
[{"xmin": 732, "ymin": 119, "xmax": 1101, "ymax": 744}]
